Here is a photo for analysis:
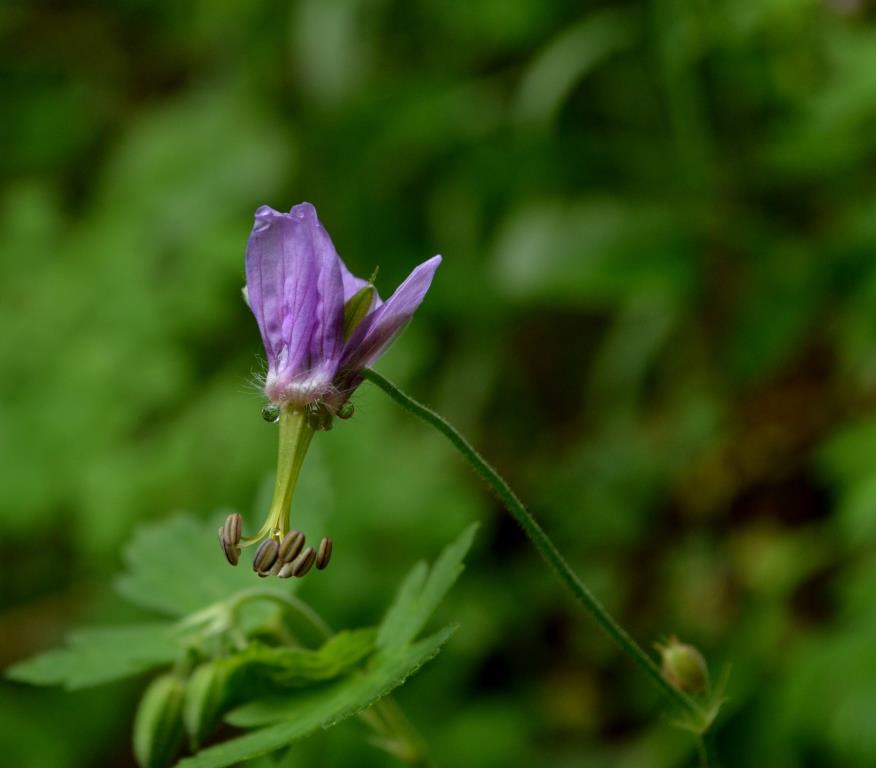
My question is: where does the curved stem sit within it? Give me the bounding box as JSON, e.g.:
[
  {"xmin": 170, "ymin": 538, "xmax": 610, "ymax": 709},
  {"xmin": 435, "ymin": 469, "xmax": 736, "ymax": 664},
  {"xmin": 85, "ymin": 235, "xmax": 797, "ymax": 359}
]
[
  {"xmin": 362, "ymin": 368, "xmax": 703, "ymax": 721},
  {"xmin": 227, "ymin": 588, "xmax": 332, "ymax": 642}
]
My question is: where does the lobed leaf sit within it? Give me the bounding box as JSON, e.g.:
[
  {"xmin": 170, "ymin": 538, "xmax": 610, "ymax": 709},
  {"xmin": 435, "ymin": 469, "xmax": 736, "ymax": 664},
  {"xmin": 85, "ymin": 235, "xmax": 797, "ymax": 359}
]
[
  {"xmin": 177, "ymin": 626, "xmax": 455, "ymax": 768},
  {"xmin": 7, "ymin": 623, "xmax": 178, "ymax": 689},
  {"xmin": 378, "ymin": 522, "xmax": 477, "ymax": 649},
  {"xmin": 115, "ymin": 514, "xmax": 283, "ymax": 617}
]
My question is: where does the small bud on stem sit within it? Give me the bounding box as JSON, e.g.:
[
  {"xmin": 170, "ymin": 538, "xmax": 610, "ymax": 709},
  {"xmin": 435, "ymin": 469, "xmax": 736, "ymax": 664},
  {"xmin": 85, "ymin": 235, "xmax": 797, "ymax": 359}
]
[{"xmin": 658, "ymin": 636, "xmax": 709, "ymax": 696}]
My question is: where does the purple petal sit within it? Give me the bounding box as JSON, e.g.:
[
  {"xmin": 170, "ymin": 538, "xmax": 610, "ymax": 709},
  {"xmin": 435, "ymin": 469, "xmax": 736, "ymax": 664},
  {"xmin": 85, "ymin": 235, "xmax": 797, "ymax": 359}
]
[
  {"xmin": 341, "ymin": 255, "xmax": 442, "ymax": 372},
  {"xmin": 245, "ymin": 204, "xmax": 345, "ymax": 404},
  {"xmin": 289, "ymin": 204, "xmax": 345, "ymax": 372}
]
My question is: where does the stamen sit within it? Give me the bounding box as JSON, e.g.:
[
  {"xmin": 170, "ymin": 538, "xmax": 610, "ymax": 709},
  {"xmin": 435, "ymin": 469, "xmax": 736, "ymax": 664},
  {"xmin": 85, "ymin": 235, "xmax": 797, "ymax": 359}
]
[
  {"xmin": 218, "ymin": 529, "xmax": 240, "ymax": 566},
  {"xmin": 278, "ymin": 530, "xmax": 305, "ymax": 563},
  {"xmin": 252, "ymin": 539, "xmax": 279, "ymax": 573},
  {"xmin": 315, "ymin": 537, "xmax": 333, "ymax": 570},
  {"xmin": 223, "ymin": 513, "xmax": 242, "ymax": 546},
  {"xmin": 290, "ymin": 546, "xmax": 316, "ymax": 577}
]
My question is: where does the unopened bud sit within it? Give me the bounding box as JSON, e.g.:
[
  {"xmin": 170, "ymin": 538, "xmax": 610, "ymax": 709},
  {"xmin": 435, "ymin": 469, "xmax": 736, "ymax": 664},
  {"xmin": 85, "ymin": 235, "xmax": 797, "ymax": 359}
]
[
  {"xmin": 183, "ymin": 662, "xmax": 229, "ymax": 748},
  {"xmin": 133, "ymin": 673, "xmax": 185, "ymax": 768},
  {"xmin": 659, "ymin": 637, "xmax": 709, "ymax": 696}
]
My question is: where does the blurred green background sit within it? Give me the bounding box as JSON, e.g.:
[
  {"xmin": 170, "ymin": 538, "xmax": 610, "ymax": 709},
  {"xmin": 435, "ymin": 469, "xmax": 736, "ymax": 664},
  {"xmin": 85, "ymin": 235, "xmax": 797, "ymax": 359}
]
[{"xmin": 3, "ymin": 0, "xmax": 876, "ymax": 765}]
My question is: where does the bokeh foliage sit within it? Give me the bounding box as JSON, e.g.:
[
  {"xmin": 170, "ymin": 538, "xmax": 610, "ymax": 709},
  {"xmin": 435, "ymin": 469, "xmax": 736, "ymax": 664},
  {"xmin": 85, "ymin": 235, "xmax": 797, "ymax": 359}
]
[{"xmin": 3, "ymin": 0, "xmax": 876, "ymax": 765}]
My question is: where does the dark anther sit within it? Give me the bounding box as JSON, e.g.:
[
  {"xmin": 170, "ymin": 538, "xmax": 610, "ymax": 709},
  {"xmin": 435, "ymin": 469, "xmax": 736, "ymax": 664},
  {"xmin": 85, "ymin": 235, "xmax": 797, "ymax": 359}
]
[
  {"xmin": 278, "ymin": 530, "xmax": 305, "ymax": 563},
  {"xmin": 252, "ymin": 539, "xmax": 279, "ymax": 573},
  {"xmin": 291, "ymin": 546, "xmax": 316, "ymax": 577},
  {"xmin": 315, "ymin": 537, "xmax": 333, "ymax": 570},
  {"xmin": 223, "ymin": 512, "xmax": 242, "ymax": 547},
  {"xmin": 218, "ymin": 531, "xmax": 240, "ymax": 567}
]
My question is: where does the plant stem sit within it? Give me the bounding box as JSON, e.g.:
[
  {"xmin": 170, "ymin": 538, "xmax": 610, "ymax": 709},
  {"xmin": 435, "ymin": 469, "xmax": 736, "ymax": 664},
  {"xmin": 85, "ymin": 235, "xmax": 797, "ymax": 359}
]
[
  {"xmin": 697, "ymin": 733, "xmax": 718, "ymax": 768},
  {"xmin": 362, "ymin": 368, "xmax": 704, "ymax": 722},
  {"xmin": 228, "ymin": 588, "xmax": 332, "ymax": 643}
]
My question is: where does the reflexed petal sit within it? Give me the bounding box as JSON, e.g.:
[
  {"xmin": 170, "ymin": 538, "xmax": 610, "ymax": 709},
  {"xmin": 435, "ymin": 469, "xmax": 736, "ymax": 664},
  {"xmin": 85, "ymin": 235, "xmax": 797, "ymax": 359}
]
[{"xmin": 341, "ymin": 255, "xmax": 441, "ymax": 371}]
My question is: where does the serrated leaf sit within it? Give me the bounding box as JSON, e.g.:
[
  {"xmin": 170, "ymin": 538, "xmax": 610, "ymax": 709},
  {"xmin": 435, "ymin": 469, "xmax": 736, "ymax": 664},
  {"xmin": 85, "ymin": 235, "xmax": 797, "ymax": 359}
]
[
  {"xmin": 116, "ymin": 514, "xmax": 283, "ymax": 617},
  {"xmin": 221, "ymin": 628, "xmax": 377, "ymax": 690},
  {"xmin": 176, "ymin": 626, "xmax": 455, "ymax": 768},
  {"xmin": 7, "ymin": 623, "xmax": 178, "ymax": 689},
  {"xmin": 378, "ymin": 523, "xmax": 477, "ymax": 649},
  {"xmin": 184, "ymin": 629, "xmax": 376, "ymax": 748}
]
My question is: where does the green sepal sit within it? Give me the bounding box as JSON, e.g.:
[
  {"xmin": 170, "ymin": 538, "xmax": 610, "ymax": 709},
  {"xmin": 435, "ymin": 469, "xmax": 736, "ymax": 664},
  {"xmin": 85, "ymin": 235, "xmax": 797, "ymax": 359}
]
[{"xmin": 343, "ymin": 283, "xmax": 377, "ymax": 340}]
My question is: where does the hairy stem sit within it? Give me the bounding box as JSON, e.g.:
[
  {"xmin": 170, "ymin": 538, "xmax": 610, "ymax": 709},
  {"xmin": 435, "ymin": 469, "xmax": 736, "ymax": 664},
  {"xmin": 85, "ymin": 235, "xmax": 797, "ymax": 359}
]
[{"xmin": 362, "ymin": 368, "xmax": 704, "ymax": 723}]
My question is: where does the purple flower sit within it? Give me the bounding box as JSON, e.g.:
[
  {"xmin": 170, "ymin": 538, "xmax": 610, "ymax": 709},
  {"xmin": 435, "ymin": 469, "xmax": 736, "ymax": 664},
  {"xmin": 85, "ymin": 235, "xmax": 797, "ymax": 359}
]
[
  {"xmin": 245, "ymin": 203, "xmax": 441, "ymax": 413},
  {"xmin": 223, "ymin": 203, "xmax": 441, "ymax": 574}
]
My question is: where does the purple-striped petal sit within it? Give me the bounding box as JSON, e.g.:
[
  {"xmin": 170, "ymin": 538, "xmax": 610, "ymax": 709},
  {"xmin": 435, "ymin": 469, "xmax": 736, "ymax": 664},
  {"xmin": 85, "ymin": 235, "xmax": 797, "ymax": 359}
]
[
  {"xmin": 341, "ymin": 255, "xmax": 442, "ymax": 372},
  {"xmin": 290, "ymin": 204, "xmax": 345, "ymax": 372},
  {"xmin": 245, "ymin": 204, "xmax": 345, "ymax": 405}
]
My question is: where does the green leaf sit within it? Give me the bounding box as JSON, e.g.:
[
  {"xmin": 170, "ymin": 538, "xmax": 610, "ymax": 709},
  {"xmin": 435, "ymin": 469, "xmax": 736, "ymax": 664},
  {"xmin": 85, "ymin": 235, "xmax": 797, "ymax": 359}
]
[
  {"xmin": 116, "ymin": 514, "xmax": 282, "ymax": 617},
  {"xmin": 7, "ymin": 623, "xmax": 178, "ymax": 689},
  {"xmin": 182, "ymin": 629, "xmax": 376, "ymax": 748},
  {"xmin": 176, "ymin": 626, "xmax": 455, "ymax": 768},
  {"xmin": 220, "ymin": 629, "xmax": 377, "ymax": 690},
  {"xmin": 378, "ymin": 523, "xmax": 477, "ymax": 649}
]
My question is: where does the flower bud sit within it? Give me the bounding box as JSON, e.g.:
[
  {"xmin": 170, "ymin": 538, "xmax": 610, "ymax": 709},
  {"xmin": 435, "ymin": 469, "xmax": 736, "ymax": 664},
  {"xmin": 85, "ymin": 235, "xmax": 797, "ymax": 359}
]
[
  {"xmin": 183, "ymin": 662, "xmax": 229, "ymax": 748},
  {"xmin": 133, "ymin": 673, "xmax": 185, "ymax": 768},
  {"xmin": 659, "ymin": 637, "xmax": 709, "ymax": 696}
]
